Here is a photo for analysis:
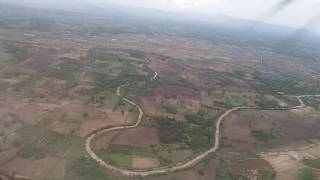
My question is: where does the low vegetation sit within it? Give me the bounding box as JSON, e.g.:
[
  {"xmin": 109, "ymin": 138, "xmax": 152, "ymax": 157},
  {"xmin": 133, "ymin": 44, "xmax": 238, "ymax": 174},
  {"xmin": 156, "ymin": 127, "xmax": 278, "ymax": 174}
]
[
  {"xmin": 298, "ymin": 167, "xmax": 317, "ymax": 180},
  {"xmin": 302, "ymin": 159, "xmax": 320, "ymax": 169},
  {"xmin": 66, "ymin": 157, "xmax": 113, "ymax": 180},
  {"xmin": 251, "ymin": 130, "xmax": 278, "ymax": 142},
  {"xmin": 215, "ymin": 159, "xmax": 233, "ymax": 180},
  {"xmin": 155, "ymin": 116, "xmax": 214, "ymax": 151},
  {"xmin": 301, "ymin": 97, "xmax": 320, "ymax": 110},
  {"xmin": 254, "ymin": 71, "xmax": 320, "ymax": 95}
]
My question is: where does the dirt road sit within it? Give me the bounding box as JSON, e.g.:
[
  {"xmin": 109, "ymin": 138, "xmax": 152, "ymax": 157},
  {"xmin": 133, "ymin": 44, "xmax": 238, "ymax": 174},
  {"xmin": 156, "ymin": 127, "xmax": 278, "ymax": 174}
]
[
  {"xmin": 152, "ymin": 72, "xmax": 158, "ymax": 80},
  {"xmin": 85, "ymin": 91, "xmax": 244, "ymax": 176},
  {"xmin": 295, "ymin": 95, "xmax": 320, "ymax": 108},
  {"xmin": 85, "ymin": 74, "xmax": 320, "ymax": 177}
]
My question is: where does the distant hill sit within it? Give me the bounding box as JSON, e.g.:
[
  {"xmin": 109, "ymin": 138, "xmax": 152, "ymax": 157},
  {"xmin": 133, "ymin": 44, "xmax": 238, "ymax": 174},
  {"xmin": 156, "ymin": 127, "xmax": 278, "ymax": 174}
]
[{"xmin": 1, "ymin": 0, "xmax": 320, "ymax": 61}]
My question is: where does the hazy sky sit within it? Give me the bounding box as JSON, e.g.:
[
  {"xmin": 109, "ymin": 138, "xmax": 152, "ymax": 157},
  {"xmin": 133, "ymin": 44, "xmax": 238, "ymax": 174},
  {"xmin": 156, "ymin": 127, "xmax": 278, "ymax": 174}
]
[
  {"xmin": 3, "ymin": 0, "xmax": 320, "ymax": 33},
  {"xmin": 96, "ymin": 0, "xmax": 320, "ymax": 32}
]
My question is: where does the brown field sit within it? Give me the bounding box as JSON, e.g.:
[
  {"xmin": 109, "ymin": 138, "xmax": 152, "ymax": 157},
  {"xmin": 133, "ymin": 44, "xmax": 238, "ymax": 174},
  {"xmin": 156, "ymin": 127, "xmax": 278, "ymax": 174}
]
[
  {"xmin": 260, "ymin": 140, "xmax": 320, "ymax": 180},
  {"xmin": 0, "ymin": 157, "xmax": 66, "ymax": 179},
  {"xmin": 148, "ymin": 159, "xmax": 219, "ymax": 180},
  {"xmin": 223, "ymin": 109, "xmax": 320, "ymax": 150},
  {"xmin": 1, "ymin": 5, "xmax": 320, "ymax": 179},
  {"xmin": 58, "ymin": 52, "xmax": 82, "ymax": 61},
  {"xmin": 18, "ymin": 49, "xmax": 57, "ymax": 70},
  {"xmin": 132, "ymin": 156, "xmax": 160, "ymax": 169},
  {"xmin": 93, "ymin": 131, "xmax": 121, "ymax": 149},
  {"xmin": 76, "ymin": 110, "xmax": 137, "ymax": 137},
  {"xmin": 228, "ymin": 158, "xmax": 273, "ymax": 176},
  {"xmin": 111, "ymin": 127, "xmax": 160, "ymax": 146},
  {"xmin": 141, "ymin": 96, "xmax": 184, "ymax": 120}
]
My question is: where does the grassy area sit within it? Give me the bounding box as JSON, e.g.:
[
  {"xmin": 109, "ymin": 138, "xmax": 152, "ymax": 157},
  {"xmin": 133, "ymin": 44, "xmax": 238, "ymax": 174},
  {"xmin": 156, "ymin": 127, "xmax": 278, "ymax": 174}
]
[
  {"xmin": 17, "ymin": 125, "xmax": 85, "ymax": 159},
  {"xmin": 108, "ymin": 153, "xmax": 133, "ymax": 169},
  {"xmin": 44, "ymin": 61, "xmax": 82, "ymax": 82},
  {"xmin": 255, "ymin": 96, "xmax": 280, "ymax": 109},
  {"xmin": 227, "ymin": 96, "xmax": 245, "ymax": 107},
  {"xmin": 120, "ymin": 49, "xmax": 146, "ymax": 59},
  {"xmin": 251, "ymin": 130, "xmax": 278, "ymax": 142},
  {"xmin": 4, "ymin": 44, "xmax": 30, "ymax": 64},
  {"xmin": 64, "ymin": 138, "xmax": 87, "ymax": 159},
  {"xmin": 88, "ymin": 48, "xmax": 124, "ymax": 62},
  {"xmin": 108, "ymin": 144, "xmax": 133, "ymax": 155},
  {"xmin": 162, "ymin": 105, "xmax": 178, "ymax": 114},
  {"xmin": 95, "ymin": 147, "xmax": 133, "ymax": 169},
  {"xmin": 156, "ymin": 116, "xmax": 214, "ymax": 151},
  {"xmin": 298, "ymin": 167, "xmax": 317, "ymax": 180},
  {"xmin": 89, "ymin": 64, "xmax": 146, "ymax": 93},
  {"xmin": 302, "ymin": 159, "xmax": 320, "ymax": 169},
  {"xmin": 161, "ymin": 105, "xmax": 189, "ymax": 115},
  {"xmin": 301, "ymin": 97, "xmax": 320, "ymax": 110},
  {"xmin": 103, "ymin": 92, "xmax": 120, "ymax": 109},
  {"xmin": 157, "ymin": 149, "xmax": 193, "ymax": 165},
  {"xmin": 0, "ymin": 52, "xmax": 14, "ymax": 62},
  {"xmin": 107, "ymin": 144, "xmax": 156, "ymax": 157},
  {"xmin": 133, "ymin": 146, "xmax": 155, "ymax": 157},
  {"xmin": 66, "ymin": 157, "xmax": 113, "ymax": 180},
  {"xmin": 194, "ymin": 159, "xmax": 210, "ymax": 175},
  {"xmin": 254, "ymin": 71, "xmax": 320, "ymax": 95},
  {"xmin": 261, "ymin": 170, "xmax": 275, "ymax": 180},
  {"xmin": 215, "ymin": 159, "xmax": 233, "ymax": 180}
]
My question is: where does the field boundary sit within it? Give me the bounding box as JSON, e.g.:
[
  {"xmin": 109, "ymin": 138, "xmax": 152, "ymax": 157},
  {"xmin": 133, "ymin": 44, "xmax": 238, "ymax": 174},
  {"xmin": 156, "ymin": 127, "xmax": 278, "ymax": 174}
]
[{"xmin": 85, "ymin": 69, "xmax": 320, "ymax": 177}]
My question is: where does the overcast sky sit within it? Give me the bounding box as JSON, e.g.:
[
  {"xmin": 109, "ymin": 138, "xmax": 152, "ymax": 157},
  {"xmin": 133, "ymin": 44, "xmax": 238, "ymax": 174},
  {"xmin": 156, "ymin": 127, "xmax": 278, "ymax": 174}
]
[
  {"xmin": 94, "ymin": 0, "xmax": 320, "ymax": 33},
  {"xmin": 2, "ymin": 0, "xmax": 320, "ymax": 33}
]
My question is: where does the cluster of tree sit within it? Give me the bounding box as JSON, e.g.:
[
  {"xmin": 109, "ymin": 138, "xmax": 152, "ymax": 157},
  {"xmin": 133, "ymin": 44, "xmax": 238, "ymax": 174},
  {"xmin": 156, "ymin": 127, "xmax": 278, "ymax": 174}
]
[{"xmin": 155, "ymin": 116, "xmax": 214, "ymax": 150}]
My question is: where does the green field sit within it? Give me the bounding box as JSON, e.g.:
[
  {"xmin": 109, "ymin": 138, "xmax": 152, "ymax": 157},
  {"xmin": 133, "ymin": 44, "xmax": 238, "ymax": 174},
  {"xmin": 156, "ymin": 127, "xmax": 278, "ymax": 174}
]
[
  {"xmin": 301, "ymin": 97, "xmax": 320, "ymax": 110},
  {"xmin": 226, "ymin": 96, "xmax": 245, "ymax": 107},
  {"xmin": 0, "ymin": 52, "xmax": 14, "ymax": 62},
  {"xmin": 157, "ymin": 149, "xmax": 193, "ymax": 165},
  {"xmin": 109, "ymin": 153, "xmax": 132, "ymax": 169},
  {"xmin": 66, "ymin": 157, "xmax": 113, "ymax": 180},
  {"xmin": 17, "ymin": 126, "xmax": 86, "ymax": 159},
  {"xmin": 162, "ymin": 105, "xmax": 189, "ymax": 114},
  {"xmin": 103, "ymin": 92, "xmax": 120, "ymax": 109},
  {"xmin": 251, "ymin": 129, "xmax": 278, "ymax": 142},
  {"xmin": 298, "ymin": 167, "xmax": 317, "ymax": 180},
  {"xmin": 133, "ymin": 146, "xmax": 155, "ymax": 157},
  {"xmin": 302, "ymin": 159, "xmax": 320, "ymax": 169}
]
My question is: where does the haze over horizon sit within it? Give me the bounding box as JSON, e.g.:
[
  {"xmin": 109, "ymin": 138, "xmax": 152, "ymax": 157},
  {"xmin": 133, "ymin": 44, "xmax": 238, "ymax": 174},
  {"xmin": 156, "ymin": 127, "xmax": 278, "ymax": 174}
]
[
  {"xmin": 97, "ymin": 0, "xmax": 320, "ymax": 33},
  {"xmin": 1, "ymin": 0, "xmax": 320, "ymax": 34}
]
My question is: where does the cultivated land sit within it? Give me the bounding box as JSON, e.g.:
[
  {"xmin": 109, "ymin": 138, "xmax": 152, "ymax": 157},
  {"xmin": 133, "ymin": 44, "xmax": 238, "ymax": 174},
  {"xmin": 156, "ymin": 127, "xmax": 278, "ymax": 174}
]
[{"xmin": 0, "ymin": 3, "xmax": 320, "ymax": 180}]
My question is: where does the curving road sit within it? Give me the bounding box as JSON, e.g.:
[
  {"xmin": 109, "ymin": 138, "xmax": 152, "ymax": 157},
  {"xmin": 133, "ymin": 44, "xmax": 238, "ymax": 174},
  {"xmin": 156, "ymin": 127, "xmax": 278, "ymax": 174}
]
[
  {"xmin": 85, "ymin": 70, "xmax": 320, "ymax": 177},
  {"xmin": 294, "ymin": 95, "xmax": 320, "ymax": 108}
]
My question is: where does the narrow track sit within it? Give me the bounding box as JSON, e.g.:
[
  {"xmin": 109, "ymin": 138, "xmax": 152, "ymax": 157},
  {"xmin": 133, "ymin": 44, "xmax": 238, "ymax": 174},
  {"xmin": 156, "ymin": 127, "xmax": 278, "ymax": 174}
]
[{"xmin": 85, "ymin": 70, "xmax": 320, "ymax": 177}]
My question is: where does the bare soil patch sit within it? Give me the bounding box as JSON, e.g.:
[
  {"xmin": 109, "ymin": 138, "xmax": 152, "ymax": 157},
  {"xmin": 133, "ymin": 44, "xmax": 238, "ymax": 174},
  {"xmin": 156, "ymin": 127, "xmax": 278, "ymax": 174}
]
[
  {"xmin": 34, "ymin": 77, "xmax": 68, "ymax": 96},
  {"xmin": 18, "ymin": 49, "xmax": 57, "ymax": 70},
  {"xmin": 223, "ymin": 109, "xmax": 320, "ymax": 150},
  {"xmin": 93, "ymin": 131, "xmax": 121, "ymax": 149},
  {"xmin": 58, "ymin": 52, "xmax": 81, "ymax": 61},
  {"xmin": 132, "ymin": 156, "xmax": 160, "ymax": 169},
  {"xmin": 149, "ymin": 159, "xmax": 219, "ymax": 180},
  {"xmin": 141, "ymin": 95, "xmax": 183, "ymax": 120},
  {"xmin": 265, "ymin": 95, "xmax": 288, "ymax": 107},
  {"xmin": 229, "ymin": 158, "xmax": 273, "ymax": 176},
  {"xmin": 76, "ymin": 109, "xmax": 136, "ymax": 137},
  {"xmin": 112, "ymin": 127, "xmax": 160, "ymax": 146},
  {"xmin": 0, "ymin": 157, "xmax": 66, "ymax": 179}
]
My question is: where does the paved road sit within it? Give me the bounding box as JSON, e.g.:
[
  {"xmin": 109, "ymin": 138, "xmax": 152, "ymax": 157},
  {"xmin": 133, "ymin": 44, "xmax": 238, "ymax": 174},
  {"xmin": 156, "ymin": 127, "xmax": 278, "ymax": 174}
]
[{"xmin": 85, "ymin": 74, "xmax": 320, "ymax": 177}]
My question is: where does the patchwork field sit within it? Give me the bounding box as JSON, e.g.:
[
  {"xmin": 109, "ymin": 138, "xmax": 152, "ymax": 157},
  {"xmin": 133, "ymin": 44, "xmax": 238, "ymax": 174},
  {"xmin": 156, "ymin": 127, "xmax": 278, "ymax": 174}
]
[
  {"xmin": 223, "ymin": 108, "xmax": 320, "ymax": 150},
  {"xmin": 0, "ymin": 3, "xmax": 320, "ymax": 180}
]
